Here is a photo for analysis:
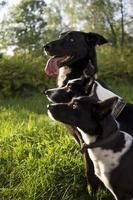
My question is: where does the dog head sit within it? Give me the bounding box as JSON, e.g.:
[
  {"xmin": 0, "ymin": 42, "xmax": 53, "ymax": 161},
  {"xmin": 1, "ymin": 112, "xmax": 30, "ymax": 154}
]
[
  {"xmin": 45, "ymin": 62, "xmax": 96, "ymax": 103},
  {"xmin": 44, "ymin": 31, "xmax": 108, "ymax": 76},
  {"xmin": 45, "ymin": 75, "xmax": 94, "ymax": 103},
  {"xmin": 48, "ymin": 96, "xmax": 118, "ymax": 135}
]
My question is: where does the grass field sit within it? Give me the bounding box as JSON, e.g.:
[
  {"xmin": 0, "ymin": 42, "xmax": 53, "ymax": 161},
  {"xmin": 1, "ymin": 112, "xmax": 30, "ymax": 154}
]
[{"xmin": 0, "ymin": 80, "xmax": 133, "ymax": 200}]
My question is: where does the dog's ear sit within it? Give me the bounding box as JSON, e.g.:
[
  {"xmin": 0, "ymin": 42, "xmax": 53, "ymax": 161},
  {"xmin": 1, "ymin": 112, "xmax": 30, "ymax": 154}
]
[
  {"xmin": 93, "ymin": 97, "xmax": 118, "ymax": 118},
  {"xmin": 85, "ymin": 32, "xmax": 108, "ymax": 46}
]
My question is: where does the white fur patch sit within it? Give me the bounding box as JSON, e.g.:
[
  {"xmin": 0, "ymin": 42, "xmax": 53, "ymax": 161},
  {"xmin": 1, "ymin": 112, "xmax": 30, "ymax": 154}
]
[
  {"xmin": 58, "ymin": 67, "xmax": 71, "ymax": 87},
  {"xmin": 47, "ymin": 110, "xmax": 56, "ymax": 121},
  {"xmin": 77, "ymin": 127, "xmax": 133, "ymax": 199},
  {"xmin": 77, "ymin": 127, "xmax": 96, "ymax": 144},
  {"xmin": 94, "ymin": 81, "xmax": 120, "ymax": 101}
]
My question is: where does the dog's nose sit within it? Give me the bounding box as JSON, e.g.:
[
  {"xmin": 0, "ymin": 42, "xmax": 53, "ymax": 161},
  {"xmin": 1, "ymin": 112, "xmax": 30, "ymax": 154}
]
[{"xmin": 44, "ymin": 43, "xmax": 52, "ymax": 51}]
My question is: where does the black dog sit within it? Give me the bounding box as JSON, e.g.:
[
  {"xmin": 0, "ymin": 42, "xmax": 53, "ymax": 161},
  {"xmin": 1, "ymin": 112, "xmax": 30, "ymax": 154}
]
[
  {"xmin": 44, "ymin": 31, "xmax": 108, "ymax": 192},
  {"xmin": 48, "ymin": 96, "xmax": 133, "ymax": 200},
  {"xmin": 44, "ymin": 31, "xmax": 108, "ymax": 87},
  {"xmin": 45, "ymin": 76, "xmax": 110, "ymax": 103}
]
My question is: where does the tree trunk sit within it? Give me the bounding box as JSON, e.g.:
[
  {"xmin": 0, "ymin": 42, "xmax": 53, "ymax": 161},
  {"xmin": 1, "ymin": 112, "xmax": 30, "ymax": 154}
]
[
  {"xmin": 119, "ymin": 0, "xmax": 125, "ymax": 48},
  {"xmin": 106, "ymin": 16, "xmax": 117, "ymax": 46}
]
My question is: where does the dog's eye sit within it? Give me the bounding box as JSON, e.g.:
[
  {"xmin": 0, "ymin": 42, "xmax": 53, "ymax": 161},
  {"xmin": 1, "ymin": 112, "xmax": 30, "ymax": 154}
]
[{"xmin": 70, "ymin": 38, "xmax": 74, "ymax": 42}]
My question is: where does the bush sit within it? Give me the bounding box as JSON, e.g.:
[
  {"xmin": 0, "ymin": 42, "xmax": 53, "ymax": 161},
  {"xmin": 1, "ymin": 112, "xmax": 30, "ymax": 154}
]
[
  {"xmin": 0, "ymin": 45, "xmax": 133, "ymax": 98},
  {"xmin": 0, "ymin": 53, "xmax": 56, "ymax": 98},
  {"xmin": 97, "ymin": 45, "xmax": 133, "ymax": 81}
]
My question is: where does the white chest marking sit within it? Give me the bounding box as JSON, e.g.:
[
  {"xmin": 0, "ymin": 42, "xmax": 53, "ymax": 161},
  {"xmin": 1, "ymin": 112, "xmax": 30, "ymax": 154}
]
[
  {"xmin": 94, "ymin": 81, "xmax": 119, "ymax": 101},
  {"xmin": 58, "ymin": 67, "xmax": 71, "ymax": 87},
  {"xmin": 77, "ymin": 128, "xmax": 133, "ymax": 199}
]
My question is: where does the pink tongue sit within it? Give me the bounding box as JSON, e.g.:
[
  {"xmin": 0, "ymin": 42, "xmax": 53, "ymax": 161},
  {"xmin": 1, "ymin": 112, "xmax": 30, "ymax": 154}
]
[{"xmin": 44, "ymin": 56, "xmax": 66, "ymax": 76}]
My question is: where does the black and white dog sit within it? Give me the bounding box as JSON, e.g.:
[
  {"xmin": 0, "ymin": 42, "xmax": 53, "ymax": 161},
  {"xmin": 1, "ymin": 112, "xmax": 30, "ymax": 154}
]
[
  {"xmin": 48, "ymin": 96, "xmax": 133, "ymax": 200},
  {"xmin": 45, "ymin": 76, "xmax": 133, "ymax": 136}
]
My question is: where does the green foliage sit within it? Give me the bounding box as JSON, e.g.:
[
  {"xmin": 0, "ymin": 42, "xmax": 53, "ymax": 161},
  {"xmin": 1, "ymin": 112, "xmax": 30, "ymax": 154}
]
[
  {"xmin": 1, "ymin": 0, "xmax": 47, "ymax": 54},
  {"xmin": 0, "ymin": 95, "xmax": 88, "ymax": 200},
  {"xmin": 0, "ymin": 54, "xmax": 56, "ymax": 98},
  {"xmin": 97, "ymin": 45, "xmax": 133, "ymax": 81},
  {"xmin": 0, "ymin": 0, "xmax": 133, "ymax": 52},
  {"xmin": 0, "ymin": 45, "xmax": 133, "ymax": 98},
  {"xmin": 0, "ymin": 0, "xmax": 62, "ymax": 55},
  {"xmin": 49, "ymin": 0, "xmax": 130, "ymax": 47}
]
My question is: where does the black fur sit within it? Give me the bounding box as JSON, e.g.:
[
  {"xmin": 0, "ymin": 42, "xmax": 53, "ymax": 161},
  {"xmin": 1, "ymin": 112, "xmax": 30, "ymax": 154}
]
[
  {"xmin": 46, "ymin": 77, "xmax": 133, "ymax": 136},
  {"xmin": 45, "ymin": 31, "xmax": 133, "ymax": 196},
  {"xmin": 44, "ymin": 31, "xmax": 108, "ymax": 87},
  {"xmin": 110, "ymin": 144, "xmax": 133, "ymax": 200},
  {"xmin": 117, "ymin": 103, "xmax": 133, "ymax": 135}
]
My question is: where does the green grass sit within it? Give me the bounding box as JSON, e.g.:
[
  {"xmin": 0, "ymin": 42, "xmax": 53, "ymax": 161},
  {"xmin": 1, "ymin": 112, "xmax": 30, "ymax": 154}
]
[
  {"xmin": 0, "ymin": 80, "xmax": 133, "ymax": 200},
  {"xmin": 0, "ymin": 94, "xmax": 89, "ymax": 200}
]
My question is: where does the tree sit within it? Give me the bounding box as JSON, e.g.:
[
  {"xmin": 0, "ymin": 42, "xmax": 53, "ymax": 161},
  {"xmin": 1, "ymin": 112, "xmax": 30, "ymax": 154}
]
[
  {"xmin": 6, "ymin": 0, "xmax": 47, "ymax": 55},
  {"xmin": 54, "ymin": 0, "xmax": 132, "ymax": 47}
]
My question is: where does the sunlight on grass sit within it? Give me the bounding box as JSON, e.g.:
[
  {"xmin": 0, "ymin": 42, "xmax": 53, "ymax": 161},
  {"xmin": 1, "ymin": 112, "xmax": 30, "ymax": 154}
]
[{"xmin": 0, "ymin": 95, "xmax": 89, "ymax": 200}]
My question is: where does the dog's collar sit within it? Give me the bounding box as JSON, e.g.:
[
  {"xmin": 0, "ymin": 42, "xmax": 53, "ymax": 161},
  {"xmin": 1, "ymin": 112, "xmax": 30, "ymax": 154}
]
[
  {"xmin": 81, "ymin": 130, "xmax": 120, "ymax": 152},
  {"xmin": 112, "ymin": 98, "xmax": 126, "ymax": 119}
]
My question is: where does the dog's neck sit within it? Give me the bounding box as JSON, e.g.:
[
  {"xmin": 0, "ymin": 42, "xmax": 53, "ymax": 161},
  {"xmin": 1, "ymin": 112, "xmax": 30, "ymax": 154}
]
[
  {"xmin": 91, "ymin": 116, "xmax": 119, "ymax": 149},
  {"xmin": 78, "ymin": 115, "xmax": 119, "ymax": 150},
  {"xmin": 99, "ymin": 115, "xmax": 119, "ymax": 139},
  {"xmin": 69, "ymin": 51, "xmax": 97, "ymax": 74},
  {"xmin": 58, "ymin": 52, "xmax": 97, "ymax": 87}
]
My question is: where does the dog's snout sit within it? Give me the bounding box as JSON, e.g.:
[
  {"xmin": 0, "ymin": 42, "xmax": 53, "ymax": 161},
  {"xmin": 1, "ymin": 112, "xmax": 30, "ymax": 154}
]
[{"xmin": 44, "ymin": 43, "xmax": 53, "ymax": 51}]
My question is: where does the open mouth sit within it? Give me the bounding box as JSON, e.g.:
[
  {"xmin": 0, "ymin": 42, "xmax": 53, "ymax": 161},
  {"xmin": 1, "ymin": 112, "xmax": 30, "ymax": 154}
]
[{"xmin": 44, "ymin": 55, "xmax": 72, "ymax": 76}]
